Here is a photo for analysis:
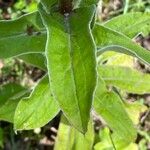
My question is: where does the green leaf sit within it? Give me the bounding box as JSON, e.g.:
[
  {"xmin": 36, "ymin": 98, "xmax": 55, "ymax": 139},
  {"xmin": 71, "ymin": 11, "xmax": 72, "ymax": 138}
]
[
  {"xmin": 94, "ymin": 76, "xmax": 137, "ymax": 148},
  {"xmin": 100, "ymin": 52, "xmax": 134, "ymax": 67},
  {"xmin": 0, "ymin": 12, "xmax": 46, "ymax": 59},
  {"xmin": 104, "ymin": 12, "xmax": 150, "ymax": 38},
  {"xmin": 72, "ymin": 120, "xmax": 94, "ymax": 150},
  {"xmin": 123, "ymin": 143, "xmax": 138, "ymax": 150},
  {"xmin": 93, "ymin": 24, "xmax": 150, "ymax": 64},
  {"xmin": 94, "ymin": 127, "xmax": 116, "ymax": 150},
  {"xmin": 0, "ymin": 83, "xmax": 26, "ymax": 106},
  {"xmin": 99, "ymin": 65, "xmax": 150, "ymax": 94},
  {"xmin": 14, "ymin": 76, "xmax": 60, "ymax": 130},
  {"xmin": 0, "ymin": 83, "xmax": 27, "ymax": 122},
  {"xmin": 39, "ymin": 5, "xmax": 97, "ymax": 133},
  {"xmin": 18, "ymin": 53, "xmax": 46, "ymax": 70},
  {"xmin": 78, "ymin": 0, "xmax": 99, "ymax": 7},
  {"xmin": 54, "ymin": 115, "xmax": 94, "ymax": 150},
  {"xmin": 94, "ymin": 127, "xmax": 138, "ymax": 150},
  {"xmin": 54, "ymin": 116, "xmax": 75, "ymax": 150},
  {"xmin": 40, "ymin": 0, "xmax": 58, "ymax": 13}
]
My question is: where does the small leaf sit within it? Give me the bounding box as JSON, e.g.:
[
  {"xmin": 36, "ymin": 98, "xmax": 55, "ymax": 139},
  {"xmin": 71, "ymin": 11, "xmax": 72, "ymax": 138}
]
[
  {"xmin": 104, "ymin": 12, "xmax": 150, "ymax": 38},
  {"xmin": 14, "ymin": 76, "xmax": 60, "ymax": 130},
  {"xmin": 94, "ymin": 127, "xmax": 138, "ymax": 150},
  {"xmin": 0, "ymin": 83, "xmax": 26, "ymax": 106},
  {"xmin": 99, "ymin": 65, "xmax": 150, "ymax": 94},
  {"xmin": 93, "ymin": 24, "xmax": 150, "ymax": 64},
  {"xmin": 0, "ymin": 12, "xmax": 46, "ymax": 59},
  {"xmin": 94, "ymin": 127, "xmax": 116, "ymax": 150},
  {"xmin": 0, "ymin": 83, "xmax": 27, "ymax": 122},
  {"xmin": 18, "ymin": 53, "xmax": 46, "ymax": 70},
  {"xmin": 39, "ymin": 5, "xmax": 97, "ymax": 133}
]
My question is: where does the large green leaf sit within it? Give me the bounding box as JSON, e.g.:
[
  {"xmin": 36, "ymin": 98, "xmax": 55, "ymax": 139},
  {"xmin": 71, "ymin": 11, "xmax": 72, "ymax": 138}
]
[
  {"xmin": 0, "ymin": 83, "xmax": 27, "ymax": 122},
  {"xmin": 14, "ymin": 76, "xmax": 60, "ymax": 130},
  {"xmin": 54, "ymin": 116, "xmax": 94, "ymax": 150},
  {"xmin": 94, "ymin": 76, "xmax": 137, "ymax": 148},
  {"xmin": 0, "ymin": 12, "xmax": 46, "ymax": 59},
  {"xmin": 93, "ymin": 24, "xmax": 150, "ymax": 64},
  {"xmin": 104, "ymin": 12, "xmax": 150, "ymax": 38},
  {"xmin": 99, "ymin": 65, "xmax": 150, "ymax": 94},
  {"xmin": 39, "ymin": 5, "xmax": 97, "ymax": 133}
]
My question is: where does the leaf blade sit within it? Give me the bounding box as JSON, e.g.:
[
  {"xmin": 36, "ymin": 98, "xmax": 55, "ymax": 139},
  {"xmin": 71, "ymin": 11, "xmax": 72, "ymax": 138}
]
[
  {"xmin": 0, "ymin": 12, "xmax": 46, "ymax": 59},
  {"xmin": 93, "ymin": 24, "xmax": 150, "ymax": 64},
  {"xmin": 0, "ymin": 83, "xmax": 27, "ymax": 122},
  {"xmin": 14, "ymin": 76, "xmax": 60, "ymax": 130},
  {"xmin": 94, "ymin": 76, "xmax": 137, "ymax": 148},
  {"xmin": 99, "ymin": 65, "xmax": 150, "ymax": 94},
  {"xmin": 39, "ymin": 5, "xmax": 97, "ymax": 133},
  {"xmin": 104, "ymin": 12, "xmax": 150, "ymax": 38},
  {"xmin": 18, "ymin": 53, "xmax": 46, "ymax": 70}
]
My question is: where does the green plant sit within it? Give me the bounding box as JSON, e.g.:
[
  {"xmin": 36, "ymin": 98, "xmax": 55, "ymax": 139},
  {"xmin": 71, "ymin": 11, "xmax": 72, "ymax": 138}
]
[{"xmin": 0, "ymin": 0, "xmax": 150, "ymax": 149}]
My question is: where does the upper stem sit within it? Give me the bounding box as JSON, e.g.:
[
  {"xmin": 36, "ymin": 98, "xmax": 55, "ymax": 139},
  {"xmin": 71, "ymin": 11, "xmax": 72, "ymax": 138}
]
[{"xmin": 59, "ymin": 0, "xmax": 73, "ymax": 14}]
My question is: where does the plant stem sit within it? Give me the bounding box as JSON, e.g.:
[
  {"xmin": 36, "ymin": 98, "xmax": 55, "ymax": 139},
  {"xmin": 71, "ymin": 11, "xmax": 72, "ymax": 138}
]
[
  {"xmin": 59, "ymin": 0, "xmax": 73, "ymax": 14},
  {"xmin": 59, "ymin": 0, "xmax": 82, "ymax": 13},
  {"xmin": 123, "ymin": 0, "xmax": 129, "ymax": 14}
]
